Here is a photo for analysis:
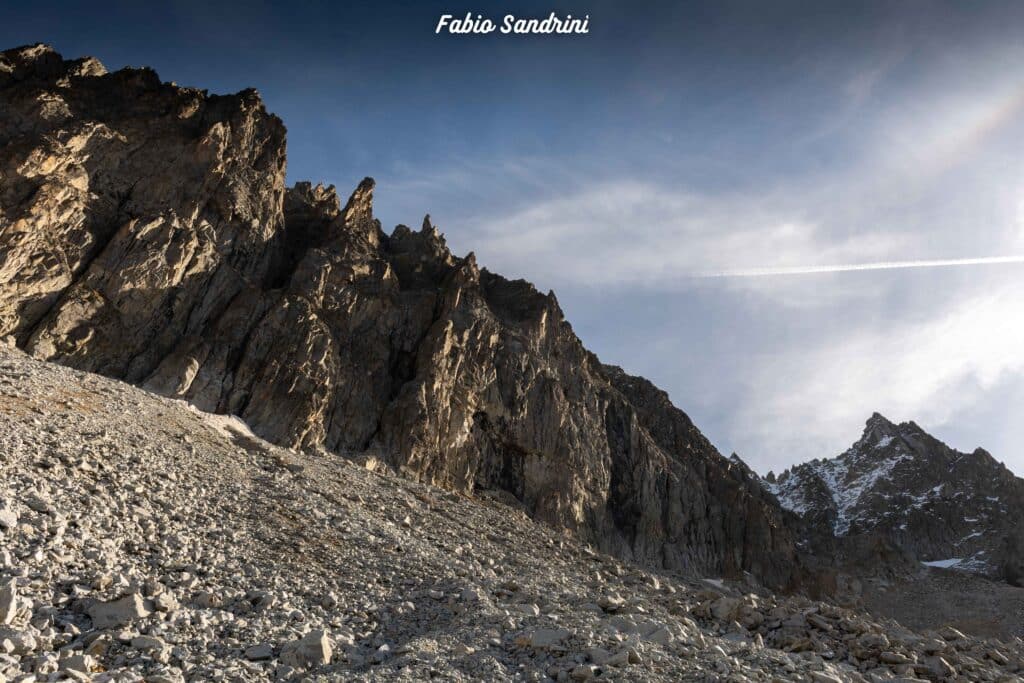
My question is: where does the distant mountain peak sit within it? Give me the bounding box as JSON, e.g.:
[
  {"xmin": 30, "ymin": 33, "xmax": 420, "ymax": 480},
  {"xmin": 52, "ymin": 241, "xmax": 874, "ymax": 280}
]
[
  {"xmin": 859, "ymin": 412, "xmax": 900, "ymax": 447},
  {"xmin": 765, "ymin": 416, "xmax": 1024, "ymax": 585},
  {"xmin": 866, "ymin": 410, "xmax": 894, "ymax": 426}
]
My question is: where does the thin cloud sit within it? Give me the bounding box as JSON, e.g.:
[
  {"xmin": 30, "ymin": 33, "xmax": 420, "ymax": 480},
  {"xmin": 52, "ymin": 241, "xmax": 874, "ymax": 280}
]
[{"xmin": 695, "ymin": 255, "xmax": 1024, "ymax": 278}]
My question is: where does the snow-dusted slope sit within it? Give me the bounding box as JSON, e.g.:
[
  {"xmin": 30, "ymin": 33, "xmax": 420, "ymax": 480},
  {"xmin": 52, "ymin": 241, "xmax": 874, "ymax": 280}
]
[{"xmin": 763, "ymin": 414, "xmax": 1024, "ymax": 583}]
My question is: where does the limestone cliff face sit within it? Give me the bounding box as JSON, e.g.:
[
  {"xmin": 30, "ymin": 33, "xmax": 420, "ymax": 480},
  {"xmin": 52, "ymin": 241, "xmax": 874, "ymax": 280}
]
[{"xmin": 0, "ymin": 44, "xmax": 800, "ymax": 588}]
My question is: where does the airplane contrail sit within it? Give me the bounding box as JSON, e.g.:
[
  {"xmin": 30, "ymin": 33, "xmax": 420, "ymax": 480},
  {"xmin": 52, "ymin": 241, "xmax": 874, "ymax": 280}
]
[{"xmin": 696, "ymin": 255, "xmax": 1024, "ymax": 278}]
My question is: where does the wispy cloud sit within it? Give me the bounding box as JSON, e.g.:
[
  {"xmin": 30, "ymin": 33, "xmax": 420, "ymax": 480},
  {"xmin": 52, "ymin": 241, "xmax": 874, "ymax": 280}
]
[
  {"xmin": 731, "ymin": 279, "xmax": 1024, "ymax": 473},
  {"xmin": 460, "ymin": 181, "xmax": 914, "ymax": 293},
  {"xmin": 696, "ymin": 255, "xmax": 1024, "ymax": 278},
  {"xmin": 367, "ymin": 26, "xmax": 1024, "ymax": 474}
]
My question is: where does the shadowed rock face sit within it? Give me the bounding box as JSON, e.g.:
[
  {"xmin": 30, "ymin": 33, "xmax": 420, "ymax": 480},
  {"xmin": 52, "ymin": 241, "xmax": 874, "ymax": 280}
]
[
  {"xmin": 0, "ymin": 44, "xmax": 801, "ymax": 588},
  {"xmin": 765, "ymin": 413, "xmax": 1024, "ymax": 585}
]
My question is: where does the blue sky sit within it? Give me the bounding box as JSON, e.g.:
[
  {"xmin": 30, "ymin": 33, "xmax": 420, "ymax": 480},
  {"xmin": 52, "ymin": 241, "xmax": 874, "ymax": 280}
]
[{"xmin": 4, "ymin": 0, "xmax": 1023, "ymax": 474}]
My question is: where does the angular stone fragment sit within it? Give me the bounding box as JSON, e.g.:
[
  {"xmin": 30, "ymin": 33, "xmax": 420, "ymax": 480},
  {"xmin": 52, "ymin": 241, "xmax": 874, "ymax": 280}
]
[
  {"xmin": 528, "ymin": 628, "xmax": 572, "ymax": 650},
  {"xmin": 279, "ymin": 630, "xmax": 332, "ymax": 668},
  {"xmin": 60, "ymin": 654, "xmax": 96, "ymax": 674},
  {"xmin": 642, "ymin": 625, "xmax": 674, "ymax": 645},
  {"xmin": 880, "ymin": 651, "xmax": 912, "ymax": 666},
  {"xmin": 570, "ymin": 664, "xmax": 597, "ymax": 680},
  {"xmin": 517, "ymin": 603, "xmax": 540, "ymax": 616},
  {"xmin": 87, "ymin": 593, "xmax": 151, "ymax": 629},
  {"xmin": 23, "ymin": 493, "xmax": 52, "ymax": 514},
  {"xmin": 0, "ymin": 502, "xmax": 17, "ymax": 531},
  {"xmin": 152, "ymin": 592, "xmax": 179, "ymax": 613},
  {"xmin": 939, "ymin": 626, "xmax": 967, "ymax": 641},
  {"xmin": 809, "ymin": 672, "xmax": 843, "ymax": 683},
  {"xmin": 857, "ymin": 632, "xmax": 889, "ymax": 650},
  {"xmin": 710, "ymin": 597, "xmax": 739, "ymax": 621},
  {"xmin": 924, "ymin": 655, "xmax": 956, "ymax": 679},
  {"xmin": 0, "ymin": 580, "xmax": 16, "ymax": 625},
  {"xmin": 130, "ymin": 635, "xmax": 166, "ymax": 652},
  {"xmin": 245, "ymin": 643, "xmax": 275, "ymax": 661},
  {"xmin": 1, "ymin": 628, "xmax": 37, "ymax": 655},
  {"xmin": 598, "ymin": 594, "xmax": 625, "ymax": 613}
]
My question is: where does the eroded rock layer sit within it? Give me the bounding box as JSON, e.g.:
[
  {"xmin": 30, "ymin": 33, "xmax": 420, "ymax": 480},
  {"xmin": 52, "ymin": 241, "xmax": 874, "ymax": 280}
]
[{"xmin": 0, "ymin": 44, "xmax": 799, "ymax": 587}]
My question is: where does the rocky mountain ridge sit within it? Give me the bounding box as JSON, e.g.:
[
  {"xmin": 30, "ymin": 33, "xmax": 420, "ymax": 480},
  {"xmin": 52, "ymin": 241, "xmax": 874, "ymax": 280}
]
[
  {"xmin": 0, "ymin": 44, "xmax": 798, "ymax": 589},
  {"xmin": 764, "ymin": 413, "xmax": 1024, "ymax": 585}
]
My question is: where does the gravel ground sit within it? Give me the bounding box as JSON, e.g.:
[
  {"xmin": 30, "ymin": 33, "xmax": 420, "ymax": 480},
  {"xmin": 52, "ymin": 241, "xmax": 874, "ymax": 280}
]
[
  {"xmin": 2, "ymin": 344, "xmax": 1024, "ymax": 682},
  {"xmin": 862, "ymin": 570, "xmax": 1024, "ymax": 642}
]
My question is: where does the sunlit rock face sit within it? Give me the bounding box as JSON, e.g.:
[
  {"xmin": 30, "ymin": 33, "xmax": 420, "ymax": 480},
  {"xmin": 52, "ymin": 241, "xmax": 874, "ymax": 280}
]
[{"xmin": 0, "ymin": 44, "xmax": 801, "ymax": 588}]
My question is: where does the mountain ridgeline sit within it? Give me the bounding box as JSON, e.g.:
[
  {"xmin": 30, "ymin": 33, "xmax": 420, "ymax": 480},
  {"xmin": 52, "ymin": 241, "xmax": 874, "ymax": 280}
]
[
  {"xmin": 764, "ymin": 414, "xmax": 1024, "ymax": 586},
  {"xmin": 0, "ymin": 45, "xmax": 799, "ymax": 588},
  {"xmin": 3, "ymin": 43, "xmax": 1020, "ymax": 594}
]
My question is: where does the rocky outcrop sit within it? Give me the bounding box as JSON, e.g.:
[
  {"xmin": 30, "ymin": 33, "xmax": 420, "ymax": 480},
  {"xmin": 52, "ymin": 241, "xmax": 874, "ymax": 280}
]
[
  {"xmin": 765, "ymin": 413, "xmax": 1024, "ymax": 585},
  {"xmin": 0, "ymin": 45, "xmax": 801, "ymax": 587},
  {"xmin": 0, "ymin": 44, "xmax": 286, "ymax": 369}
]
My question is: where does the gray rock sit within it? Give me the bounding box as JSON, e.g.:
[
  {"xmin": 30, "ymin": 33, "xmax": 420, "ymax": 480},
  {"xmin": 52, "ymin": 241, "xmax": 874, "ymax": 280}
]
[
  {"xmin": 152, "ymin": 592, "xmax": 178, "ymax": 613},
  {"xmin": 710, "ymin": 597, "xmax": 739, "ymax": 621},
  {"xmin": 0, "ymin": 504, "xmax": 16, "ymax": 531},
  {"xmin": 279, "ymin": 630, "xmax": 331, "ymax": 669},
  {"xmin": 570, "ymin": 664, "xmax": 597, "ymax": 680},
  {"xmin": 809, "ymin": 672, "xmax": 843, "ymax": 683},
  {"xmin": 0, "ymin": 580, "xmax": 16, "ymax": 625},
  {"xmin": 193, "ymin": 591, "xmax": 220, "ymax": 609},
  {"xmin": 130, "ymin": 635, "xmax": 165, "ymax": 652},
  {"xmin": 605, "ymin": 648, "xmax": 640, "ymax": 667},
  {"xmin": 528, "ymin": 628, "xmax": 572, "ymax": 650},
  {"xmin": 880, "ymin": 651, "xmax": 913, "ymax": 665},
  {"xmin": 22, "ymin": 494, "xmax": 51, "ymax": 514},
  {"xmin": 1, "ymin": 629, "xmax": 37, "ymax": 655},
  {"xmin": 598, "ymin": 594, "xmax": 625, "ymax": 613},
  {"xmin": 939, "ymin": 626, "xmax": 967, "ymax": 641},
  {"xmin": 924, "ymin": 655, "xmax": 956, "ymax": 679},
  {"xmin": 87, "ymin": 593, "xmax": 151, "ymax": 629},
  {"xmin": 245, "ymin": 643, "xmax": 275, "ymax": 661},
  {"xmin": 60, "ymin": 654, "xmax": 95, "ymax": 674},
  {"xmin": 857, "ymin": 632, "xmax": 889, "ymax": 650},
  {"xmin": 643, "ymin": 625, "xmax": 674, "ymax": 645}
]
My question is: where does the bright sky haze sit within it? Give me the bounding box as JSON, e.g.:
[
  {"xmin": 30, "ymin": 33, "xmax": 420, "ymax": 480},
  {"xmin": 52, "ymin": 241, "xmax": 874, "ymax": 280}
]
[{"xmin": 4, "ymin": 0, "xmax": 1023, "ymax": 475}]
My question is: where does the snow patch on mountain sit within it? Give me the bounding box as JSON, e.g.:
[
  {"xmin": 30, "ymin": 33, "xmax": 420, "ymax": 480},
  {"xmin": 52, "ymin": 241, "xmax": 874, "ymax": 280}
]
[
  {"xmin": 766, "ymin": 435, "xmax": 914, "ymax": 536},
  {"xmin": 762, "ymin": 476, "xmax": 814, "ymax": 516},
  {"xmin": 922, "ymin": 558, "xmax": 962, "ymax": 568}
]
